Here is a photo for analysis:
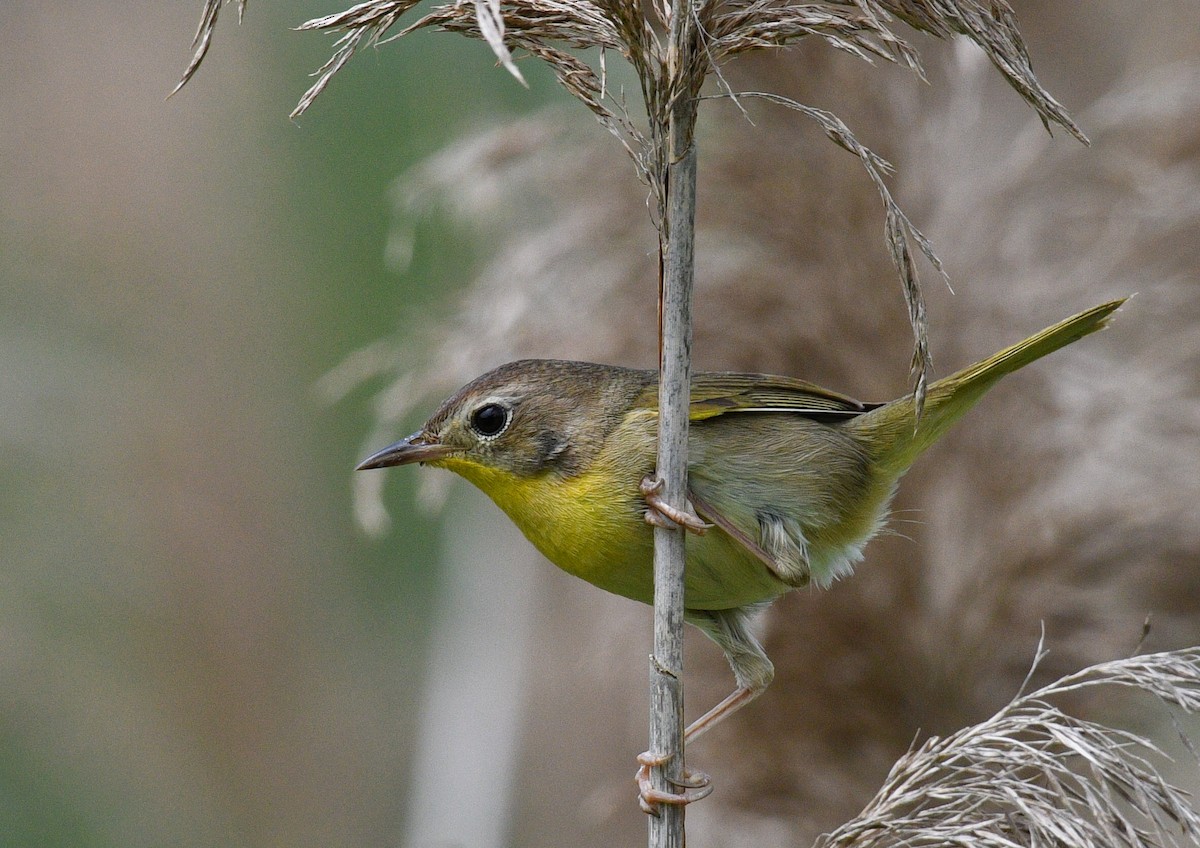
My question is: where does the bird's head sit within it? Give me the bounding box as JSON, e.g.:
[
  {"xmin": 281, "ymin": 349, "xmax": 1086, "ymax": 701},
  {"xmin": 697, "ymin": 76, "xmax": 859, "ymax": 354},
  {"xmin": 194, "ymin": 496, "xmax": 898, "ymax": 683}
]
[{"xmin": 356, "ymin": 359, "xmax": 648, "ymax": 485}]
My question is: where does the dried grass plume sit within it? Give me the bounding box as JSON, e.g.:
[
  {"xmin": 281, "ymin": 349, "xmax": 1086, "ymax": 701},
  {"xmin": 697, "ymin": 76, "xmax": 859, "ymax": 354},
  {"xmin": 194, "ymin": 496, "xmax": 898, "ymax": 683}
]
[
  {"xmin": 178, "ymin": 0, "xmax": 1085, "ymax": 411},
  {"xmin": 819, "ymin": 644, "xmax": 1200, "ymax": 848}
]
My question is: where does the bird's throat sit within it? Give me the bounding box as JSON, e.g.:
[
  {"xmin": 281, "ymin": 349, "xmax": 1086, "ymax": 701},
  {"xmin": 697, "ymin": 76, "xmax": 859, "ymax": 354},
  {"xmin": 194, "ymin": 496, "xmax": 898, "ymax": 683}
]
[{"xmin": 437, "ymin": 455, "xmax": 657, "ymax": 604}]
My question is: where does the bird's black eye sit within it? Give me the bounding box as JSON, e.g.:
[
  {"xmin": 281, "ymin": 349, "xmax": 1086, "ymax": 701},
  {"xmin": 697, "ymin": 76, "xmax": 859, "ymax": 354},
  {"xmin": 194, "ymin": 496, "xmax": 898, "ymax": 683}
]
[{"xmin": 470, "ymin": 403, "xmax": 510, "ymax": 439}]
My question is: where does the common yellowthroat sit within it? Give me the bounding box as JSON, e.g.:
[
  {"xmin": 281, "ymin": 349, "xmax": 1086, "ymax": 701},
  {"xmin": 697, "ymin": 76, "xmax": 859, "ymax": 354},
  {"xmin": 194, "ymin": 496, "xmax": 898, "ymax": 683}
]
[{"xmin": 358, "ymin": 299, "xmax": 1124, "ymax": 767}]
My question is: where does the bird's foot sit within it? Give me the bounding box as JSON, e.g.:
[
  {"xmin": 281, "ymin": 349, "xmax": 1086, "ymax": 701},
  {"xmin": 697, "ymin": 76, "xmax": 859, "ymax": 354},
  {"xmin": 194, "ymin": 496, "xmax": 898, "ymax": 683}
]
[
  {"xmin": 640, "ymin": 475, "xmax": 712, "ymax": 535},
  {"xmin": 635, "ymin": 750, "xmax": 713, "ymax": 815}
]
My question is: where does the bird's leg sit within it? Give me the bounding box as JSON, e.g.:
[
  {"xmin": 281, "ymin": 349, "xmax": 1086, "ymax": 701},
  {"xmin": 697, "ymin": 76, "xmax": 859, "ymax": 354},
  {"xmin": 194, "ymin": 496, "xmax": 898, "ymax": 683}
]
[
  {"xmin": 640, "ymin": 474, "xmax": 712, "ymax": 534},
  {"xmin": 635, "ymin": 750, "xmax": 713, "ymax": 815},
  {"xmin": 635, "ymin": 683, "xmax": 764, "ymax": 813},
  {"xmin": 684, "ymin": 686, "xmax": 758, "ymax": 743},
  {"xmin": 682, "ymin": 608, "xmax": 775, "ymax": 741},
  {"xmin": 634, "ymin": 609, "xmax": 774, "ymax": 813}
]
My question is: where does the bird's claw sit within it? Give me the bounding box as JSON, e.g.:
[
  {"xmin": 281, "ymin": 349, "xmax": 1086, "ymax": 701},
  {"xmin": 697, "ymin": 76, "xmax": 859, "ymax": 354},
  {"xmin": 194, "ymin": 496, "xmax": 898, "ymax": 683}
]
[
  {"xmin": 640, "ymin": 475, "xmax": 712, "ymax": 535},
  {"xmin": 635, "ymin": 750, "xmax": 713, "ymax": 814}
]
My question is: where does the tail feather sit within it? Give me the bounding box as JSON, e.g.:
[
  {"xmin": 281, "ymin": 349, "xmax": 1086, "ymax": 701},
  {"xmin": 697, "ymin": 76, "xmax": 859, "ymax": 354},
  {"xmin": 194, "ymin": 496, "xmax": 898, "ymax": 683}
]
[{"xmin": 859, "ymin": 298, "xmax": 1127, "ymax": 475}]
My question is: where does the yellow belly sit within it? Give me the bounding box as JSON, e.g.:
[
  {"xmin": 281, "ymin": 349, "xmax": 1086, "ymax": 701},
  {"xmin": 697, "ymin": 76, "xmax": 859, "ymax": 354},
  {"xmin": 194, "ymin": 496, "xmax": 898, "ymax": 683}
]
[{"xmin": 438, "ymin": 452, "xmax": 797, "ymax": 610}]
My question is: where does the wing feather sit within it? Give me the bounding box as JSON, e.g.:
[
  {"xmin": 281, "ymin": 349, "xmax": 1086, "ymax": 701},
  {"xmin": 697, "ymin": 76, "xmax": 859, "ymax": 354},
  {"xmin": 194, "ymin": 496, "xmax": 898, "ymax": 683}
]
[{"xmin": 635, "ymin": 371, "xmax": 877, "ymax": 422}]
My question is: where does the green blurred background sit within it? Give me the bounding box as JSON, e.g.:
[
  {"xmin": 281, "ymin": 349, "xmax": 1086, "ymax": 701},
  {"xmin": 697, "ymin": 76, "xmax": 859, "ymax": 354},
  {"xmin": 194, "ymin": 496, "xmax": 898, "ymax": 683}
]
[{"xmin": 0, "ymin": 4, "xmax": 563, "ymax": 845}]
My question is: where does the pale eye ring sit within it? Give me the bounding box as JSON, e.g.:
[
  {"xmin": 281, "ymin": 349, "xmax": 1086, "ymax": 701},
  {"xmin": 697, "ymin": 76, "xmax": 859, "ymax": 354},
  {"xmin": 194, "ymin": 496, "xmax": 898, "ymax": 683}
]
[{"xmin": 469, "ymin": 402, "xmax": 511, "ymax": 440}]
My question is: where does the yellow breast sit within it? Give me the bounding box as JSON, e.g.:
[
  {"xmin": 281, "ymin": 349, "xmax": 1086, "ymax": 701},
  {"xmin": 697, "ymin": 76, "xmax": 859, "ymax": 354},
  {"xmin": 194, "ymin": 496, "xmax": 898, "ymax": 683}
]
[{"xmin": 436, "ymin": 415, "xmax": 659, "ymax": 603}]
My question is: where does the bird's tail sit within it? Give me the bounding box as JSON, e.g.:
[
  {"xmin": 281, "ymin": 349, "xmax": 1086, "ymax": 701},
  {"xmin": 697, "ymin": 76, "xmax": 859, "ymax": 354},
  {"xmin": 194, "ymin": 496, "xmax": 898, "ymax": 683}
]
[{"xmin": 856, "ymin": 298, "xmax": 1127, "ymax": 477}]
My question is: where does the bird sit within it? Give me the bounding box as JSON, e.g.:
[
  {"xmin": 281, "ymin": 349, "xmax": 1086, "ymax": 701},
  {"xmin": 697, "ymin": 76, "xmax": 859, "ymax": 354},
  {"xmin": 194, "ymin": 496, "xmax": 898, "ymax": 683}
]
[{"xmin": 357, "ymin": 298, "xmax": 1125, "ymax": 807}]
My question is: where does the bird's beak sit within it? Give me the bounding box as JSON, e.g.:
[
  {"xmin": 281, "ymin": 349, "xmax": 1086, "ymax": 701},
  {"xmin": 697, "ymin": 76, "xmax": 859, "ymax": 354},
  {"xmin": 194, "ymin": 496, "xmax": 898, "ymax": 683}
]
[{"xmin": 355, "ymin": 432, "xmax": 453, "ymax": 470}]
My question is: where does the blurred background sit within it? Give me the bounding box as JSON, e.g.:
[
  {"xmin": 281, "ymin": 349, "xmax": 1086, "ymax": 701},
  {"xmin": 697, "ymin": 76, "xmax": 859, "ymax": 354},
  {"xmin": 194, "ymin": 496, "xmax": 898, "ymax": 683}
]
[
  {"xmin": 1, "ymin": 3, "xmax": 562, "ymax": 846},
  {"xmin": 2, "ymin": 2, "xmax": 1199, "ymax": 848}
]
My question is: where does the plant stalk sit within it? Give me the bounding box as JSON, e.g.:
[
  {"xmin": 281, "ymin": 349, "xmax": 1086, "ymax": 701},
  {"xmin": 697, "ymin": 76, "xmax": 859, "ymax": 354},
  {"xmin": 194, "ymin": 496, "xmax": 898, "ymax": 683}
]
[{"xmin": 648, "ymin": 0, "xmax": 698, "ymax": 843}]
